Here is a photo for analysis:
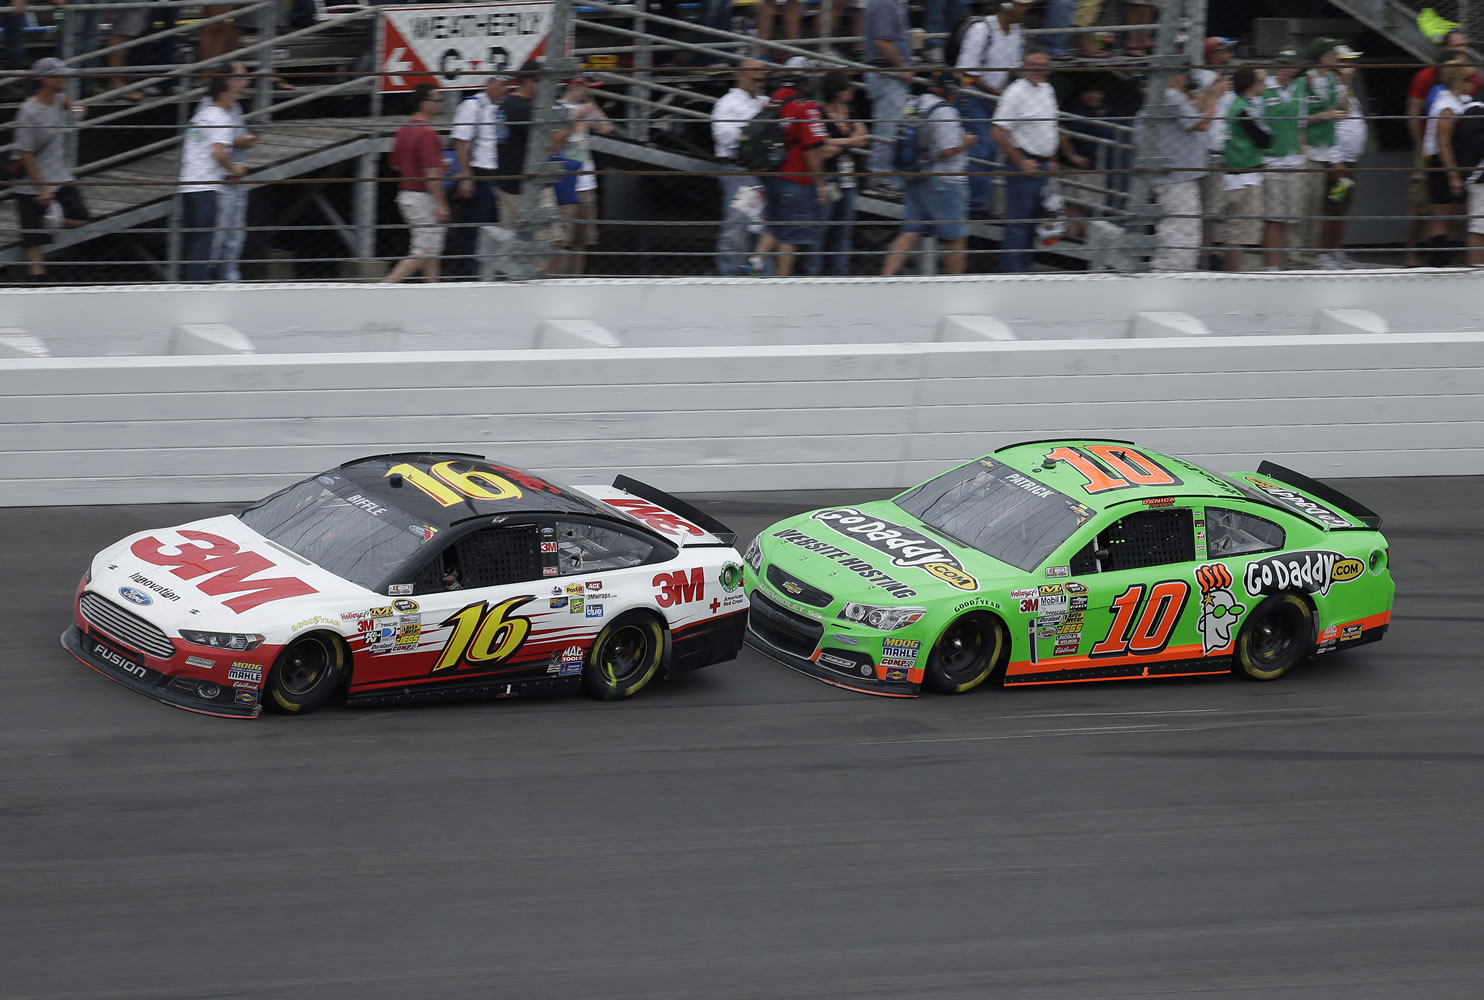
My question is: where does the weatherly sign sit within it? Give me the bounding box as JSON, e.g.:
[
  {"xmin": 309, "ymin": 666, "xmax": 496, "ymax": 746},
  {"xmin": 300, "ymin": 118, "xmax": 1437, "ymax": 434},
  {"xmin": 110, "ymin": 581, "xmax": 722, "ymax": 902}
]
[{"xmin": 378, "ymin": 2, "xmax": 560, "ymax": 93}]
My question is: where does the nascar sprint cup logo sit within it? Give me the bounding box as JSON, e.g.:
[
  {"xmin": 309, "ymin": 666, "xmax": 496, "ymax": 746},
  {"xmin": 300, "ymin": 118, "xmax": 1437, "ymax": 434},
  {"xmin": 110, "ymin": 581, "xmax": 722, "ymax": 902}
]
[
  {"xmin": 1242, "ymin": 549, "xmax": 1364, "ymax": 599},
  {"xmin": 810, "ymin": 508, "xmax": 978, "ymax": 591}
]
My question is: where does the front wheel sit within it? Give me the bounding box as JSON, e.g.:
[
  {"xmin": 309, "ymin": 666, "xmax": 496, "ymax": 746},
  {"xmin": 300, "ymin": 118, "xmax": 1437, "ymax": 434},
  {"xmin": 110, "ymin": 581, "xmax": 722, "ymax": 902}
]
[
  {"xmin": 266, "ymin": 632, "xmax": 348, "ymax": 713},
  {"xmin": 923, "ymin": 613, "xmax": 1005, "ymax": 694},
  {"xmin": 583, "ymin": 611, "xmax": 668, "ymax": 701},
  {"xmin": 1233, "ymin": 593, "xmax": 1313, "ymax": 681}
]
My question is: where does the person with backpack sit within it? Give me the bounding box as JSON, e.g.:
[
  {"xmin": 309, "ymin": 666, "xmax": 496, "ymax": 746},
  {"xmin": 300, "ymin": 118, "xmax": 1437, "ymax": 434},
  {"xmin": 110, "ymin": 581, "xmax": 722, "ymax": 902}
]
[
  {"xmin": 713, "ymin": 60, "xmax": 772, "ymax": 275},
  {"xmin": 880, "ymin": 70, "xmax": 977, "ymax": 275},
  {"xmin": 951, "ymin": 0, "xmax": 1032, "ymax": 218},
  {"xmin": 746, "ymin": 72, "xmax": 830, "ymax": 277}
]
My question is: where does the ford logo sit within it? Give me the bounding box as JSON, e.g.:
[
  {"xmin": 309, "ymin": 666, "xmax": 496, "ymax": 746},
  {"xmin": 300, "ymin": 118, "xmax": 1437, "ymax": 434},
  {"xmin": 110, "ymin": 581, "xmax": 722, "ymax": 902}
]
[{"xmin": 118, "ymin": 587, "xmax": 152, "ymax": 606}]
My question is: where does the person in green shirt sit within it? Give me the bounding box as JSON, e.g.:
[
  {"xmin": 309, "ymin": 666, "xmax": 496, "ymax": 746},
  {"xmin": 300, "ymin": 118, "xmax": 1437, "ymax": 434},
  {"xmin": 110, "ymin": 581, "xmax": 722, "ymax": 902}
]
[
  {"xmin": 1261, "ymin": 51, "xmax": 1306, "ymax": 269},
  {"xmin": 1294, "ymin": 37, "xmax": 1350, "ymax": 265},
  {"xmin": 1221, "ymin": 67, "xmax": 1272, "ymax": 271}
]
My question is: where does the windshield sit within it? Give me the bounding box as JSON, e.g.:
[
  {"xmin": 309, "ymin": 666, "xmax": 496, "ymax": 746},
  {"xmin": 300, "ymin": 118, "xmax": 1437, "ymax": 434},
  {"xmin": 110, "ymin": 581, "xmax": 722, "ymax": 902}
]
[
  {"xmin": 237, "ymin": 477, "xmax": 432, "ymax": 590},
  {"xmin": 894, "ymin": 459, "xmax": 1093, "ymax": 572}
]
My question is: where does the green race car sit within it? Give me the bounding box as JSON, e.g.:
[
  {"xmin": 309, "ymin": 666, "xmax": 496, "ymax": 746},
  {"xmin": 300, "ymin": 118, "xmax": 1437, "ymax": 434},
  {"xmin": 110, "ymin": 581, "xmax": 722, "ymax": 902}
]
[{"xmin": 743, "ymin": 439, "xmax": 1393, "ymax": 697}]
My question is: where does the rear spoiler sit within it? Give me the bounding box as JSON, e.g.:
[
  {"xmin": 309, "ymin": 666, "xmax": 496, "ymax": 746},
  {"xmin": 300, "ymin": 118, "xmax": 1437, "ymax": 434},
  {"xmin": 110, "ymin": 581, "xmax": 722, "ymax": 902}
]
[
  {"xmin": 1254, "ymin": 461, "xmax": 1383, "ymax": 531},
  {"xmin": 611, "ymin": 475, "xmax": 739, "ymax": 546}
]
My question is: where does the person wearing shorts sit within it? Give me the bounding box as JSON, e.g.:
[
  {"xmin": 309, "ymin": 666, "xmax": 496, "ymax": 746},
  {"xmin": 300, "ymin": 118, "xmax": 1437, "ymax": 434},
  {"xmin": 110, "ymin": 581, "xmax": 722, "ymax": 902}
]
[
  {"xmin": 102, "ymin": 0, "xmax": 152, "ymax": 98},
  {"xmin": 1421, "ymin": 63, "xmax": 1473, "ymax": 265},
  {"xmin": 1259, "ymin": 51, "xmax": 1304, "ymax": 269},
  {"xmin": 881, "ymin": 72, "xmax": 974, "ymax": 276},
  {"xmin": 555, "ymin": 75, "xmax": 613, "ymax": 276},
  {"xmin": 13, "ymin": 58, "xmax": 91, "ymax": 281},
  {"xmin": 382, "ymin": 84, "xmax": 450, "ymax": 283},
  {"xmin": 1221, "ymin": 67, "xmax": 1269, "ymax": 271}
]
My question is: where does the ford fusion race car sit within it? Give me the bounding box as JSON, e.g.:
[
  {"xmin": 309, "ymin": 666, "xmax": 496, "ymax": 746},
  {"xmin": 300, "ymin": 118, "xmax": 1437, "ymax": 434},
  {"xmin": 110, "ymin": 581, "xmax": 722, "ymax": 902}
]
[
  {"xmin": 64, "ymin": 453, "xmax": 750, "ymax": 718},
  {"xmin": 744, "ymin": 439, "xmax": 1393, "ymax": 697}
]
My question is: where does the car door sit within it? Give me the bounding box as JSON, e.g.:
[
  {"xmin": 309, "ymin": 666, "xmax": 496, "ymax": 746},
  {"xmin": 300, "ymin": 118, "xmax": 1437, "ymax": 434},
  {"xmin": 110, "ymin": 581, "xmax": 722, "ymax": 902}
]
[
  {"xmin": 353, "ymin": 520, "xmax": 554, "ymax": 690},
  {"xmin": 1024, "ymin": 503, "xmax": 1219, "ymax": 681},
  {"xmin": 1193, "ymin": 505, "xmax": 1288, "ymax": 657}
]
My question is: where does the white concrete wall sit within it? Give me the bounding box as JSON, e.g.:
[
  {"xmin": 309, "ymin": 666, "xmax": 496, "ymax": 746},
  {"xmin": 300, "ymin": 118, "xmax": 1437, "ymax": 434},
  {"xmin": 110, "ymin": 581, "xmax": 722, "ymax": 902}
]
[
  {"xmin": 1, "ymin": 332, "xmax": 1479, "ymax": 506},
  {"xmin": 4, "ymin": 270, "xmax": 1484, "ymax": 357}
]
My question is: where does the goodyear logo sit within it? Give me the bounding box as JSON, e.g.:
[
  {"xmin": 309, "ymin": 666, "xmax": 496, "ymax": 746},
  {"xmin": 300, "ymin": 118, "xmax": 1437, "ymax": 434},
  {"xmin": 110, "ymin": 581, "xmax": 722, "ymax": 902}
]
[
  {"xmin": 809, "ymin": 507, "xmax": 978, "ymax": 592},
  {"xmin": 1331, "ymin": 558, "xmax": 1365, "ymax": 583}
]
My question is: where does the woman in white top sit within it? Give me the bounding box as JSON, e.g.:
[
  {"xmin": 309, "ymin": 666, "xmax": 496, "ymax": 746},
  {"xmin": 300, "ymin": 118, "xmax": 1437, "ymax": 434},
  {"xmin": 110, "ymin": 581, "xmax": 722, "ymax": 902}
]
[{"xmin": 1423, "ymin": 62, "xmax": 1472, "ymax": 254}]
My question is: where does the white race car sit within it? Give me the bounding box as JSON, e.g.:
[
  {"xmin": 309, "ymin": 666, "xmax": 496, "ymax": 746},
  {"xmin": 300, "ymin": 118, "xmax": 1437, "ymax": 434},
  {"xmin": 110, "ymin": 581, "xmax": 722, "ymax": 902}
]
[{"xmin": 63, "ymin": 453, "xmax": 750, "ymax": 718}]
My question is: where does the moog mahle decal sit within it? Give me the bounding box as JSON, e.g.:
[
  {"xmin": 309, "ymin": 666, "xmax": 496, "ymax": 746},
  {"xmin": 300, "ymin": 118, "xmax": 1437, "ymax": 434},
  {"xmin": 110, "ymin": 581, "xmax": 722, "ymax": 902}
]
[
  {"xmin": 1242, "ymin": 550, "xmax": 1365, "ymax": 598},
  {"xmin": 809, "ymin": 508, "xmax": 978, "ymax": 591},
  {"xmin": 433, "ymin": 596, "xmax": 534, "ymax": 672}
]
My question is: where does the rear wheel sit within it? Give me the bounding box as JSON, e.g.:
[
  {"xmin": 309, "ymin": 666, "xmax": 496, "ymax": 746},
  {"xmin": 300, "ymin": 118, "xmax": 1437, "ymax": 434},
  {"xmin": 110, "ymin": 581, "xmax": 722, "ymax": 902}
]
[
  {"xmin": 923, "ymin": 613, "xmax": 1005, "ymax": 694},
  {"xmin": 583, "ymin": 611, "xmax": 667, "ymax": 701},
  {"xmin": 266, "ymin": 632, "xmax": 347, "ymax": 713},
  {"xmin": 1233, "ymin": 593, "xmax": 1313, "ymax": 681}
]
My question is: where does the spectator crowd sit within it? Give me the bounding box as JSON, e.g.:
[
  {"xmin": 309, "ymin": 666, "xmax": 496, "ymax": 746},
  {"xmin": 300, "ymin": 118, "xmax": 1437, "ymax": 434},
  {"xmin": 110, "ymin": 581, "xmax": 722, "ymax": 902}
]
[{"xmin": 7, "ymin": 0, "xmax": 1484, "ymax": 279}]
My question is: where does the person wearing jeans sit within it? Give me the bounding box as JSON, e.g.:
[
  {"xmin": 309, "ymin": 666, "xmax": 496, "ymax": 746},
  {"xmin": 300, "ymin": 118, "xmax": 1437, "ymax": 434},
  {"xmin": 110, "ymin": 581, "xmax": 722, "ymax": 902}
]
[
  {"xmin": 710, "ymin": 60, "xmax": 769, "ymax": 274},
  {"xmin": 955, "ymin": 0, "xmax": 1029, "ymax": 215},
  {"xmin": 863, "ymin": 0, "xmax": 912, "ymax": 192},
  {"xmin": 991, "ymin": 48, "xmax": 1059, "ymax": 271},
  {"xmin": 177, "ymin": 70, "xmax": 245, "ymax": 281},
  {"xmin": 806, "ymin": 69, "xmax": 870, "ymax": 275},
  {"xmin": 196, "ymin": 62, "xmax": 256, "ymax": 280}
]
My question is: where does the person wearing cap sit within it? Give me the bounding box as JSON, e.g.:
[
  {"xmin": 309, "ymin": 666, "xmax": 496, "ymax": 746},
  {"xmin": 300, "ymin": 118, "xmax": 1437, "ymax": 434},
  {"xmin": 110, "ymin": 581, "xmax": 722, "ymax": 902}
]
[
  {"xmin": 12, "ymin": 57, "xmax": 90, "ymax": 282},
  {"xmin": 990, "ymin": 48, "xmax": 1059, "ymax": 272},
  {"xmin": 1292, "ymin": 37, "xmax": 1347, "ymax": 266},
  {"xmin": 496, "ymin": 60, "xmax": 573, "ymax": 277},
  {"xmin": 711, "ymin": 59, "xmax": 771, "ymax": 276},
  {"xmin": 1220, "ymin": 66, "xmax": 1273, "ymax": 272},
  {"xmin": 1194, "ymin": 37, "xmax": 1237, "ymax": 267},
  {"xmin": 1142, "ymin": 64, "xmax": 1226, "ymax": 271},
  {"xmin": 1259, "ymin": 49, "xmax": 1305, "ymax": 270},
  {"xmin": 954, "ymin": 0, "xmax": 1032, "ymax": 218},
  {"xmin": 552, "ymin": 74, "xmax": 613, "ymax": 276},
  {"xmin": 880, "ymin": 69, "xmax": 976, "ymax": 276},
  {"xmin": 758, "ymin": 72, "xmax": 830, "ymax": 277},
  {"xmin": 448, "ymin": 73, "xmax": 509, "ymax": 280}
]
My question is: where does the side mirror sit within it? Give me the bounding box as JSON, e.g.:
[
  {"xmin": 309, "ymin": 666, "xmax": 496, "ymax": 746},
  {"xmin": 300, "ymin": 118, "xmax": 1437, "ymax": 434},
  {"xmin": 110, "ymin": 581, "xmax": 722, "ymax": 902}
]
[{"xmin": 1093, "ymin": 548, "xmax": 1110, "ymax": 561}]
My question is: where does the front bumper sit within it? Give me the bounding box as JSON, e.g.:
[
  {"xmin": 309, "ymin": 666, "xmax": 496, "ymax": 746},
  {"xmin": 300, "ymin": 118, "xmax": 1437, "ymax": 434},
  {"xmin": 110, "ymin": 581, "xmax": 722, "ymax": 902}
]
[
  {"xmin": 744, "ymin": 590, "xmax": 920, "ymax": 698},
  {"xmin": 62, "ymin": 624, "xmax": 260, "ymax": 719}
]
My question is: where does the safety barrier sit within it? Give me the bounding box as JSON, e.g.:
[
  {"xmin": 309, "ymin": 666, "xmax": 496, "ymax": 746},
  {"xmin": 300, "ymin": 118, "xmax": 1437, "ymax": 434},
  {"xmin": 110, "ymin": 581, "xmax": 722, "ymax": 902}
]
[
  {"xmin": 1, "ymin": 325, "xmax": 1479, "ymax": 505},
  {"xmin": 6, "ymin": 269, "xmax": 1484, "ymax": 357}
]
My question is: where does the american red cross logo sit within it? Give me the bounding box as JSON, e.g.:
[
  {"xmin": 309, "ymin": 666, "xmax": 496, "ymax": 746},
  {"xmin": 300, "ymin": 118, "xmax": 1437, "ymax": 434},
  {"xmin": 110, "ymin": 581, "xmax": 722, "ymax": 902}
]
[{"xmin": 709, "ymin": 598, "xmax": 721, "ymax": 613}]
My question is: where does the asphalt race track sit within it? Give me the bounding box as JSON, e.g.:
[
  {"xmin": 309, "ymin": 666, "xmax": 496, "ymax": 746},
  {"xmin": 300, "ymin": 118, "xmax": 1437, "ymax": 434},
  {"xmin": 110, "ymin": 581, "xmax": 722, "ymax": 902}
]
[{"xmin": 4, "ymin": 477, "xmax": 1482, "ymax": 1000}]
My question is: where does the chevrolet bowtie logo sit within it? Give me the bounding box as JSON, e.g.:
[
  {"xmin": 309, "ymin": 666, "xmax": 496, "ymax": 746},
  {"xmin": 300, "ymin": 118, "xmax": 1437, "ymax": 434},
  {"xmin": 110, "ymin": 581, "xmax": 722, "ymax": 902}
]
[{"xmin": 783, "ymin": 581, "xmax": 803, "ymax": 594}]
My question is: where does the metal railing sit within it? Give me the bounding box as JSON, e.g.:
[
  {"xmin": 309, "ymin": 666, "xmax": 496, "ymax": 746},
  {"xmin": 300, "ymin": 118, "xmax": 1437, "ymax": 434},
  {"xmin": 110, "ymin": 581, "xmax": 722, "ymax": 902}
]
[{"xmin": 4, "ymin": 0, "xmax": 1483, "ymax": 283}]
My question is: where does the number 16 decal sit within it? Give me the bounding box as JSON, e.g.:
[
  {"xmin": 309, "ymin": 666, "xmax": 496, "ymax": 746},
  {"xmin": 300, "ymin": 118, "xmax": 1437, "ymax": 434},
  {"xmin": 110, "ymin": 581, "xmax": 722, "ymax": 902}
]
[{"xmin": 1089, "ymin": 581, "xmax": 1190, "ymax": 658}]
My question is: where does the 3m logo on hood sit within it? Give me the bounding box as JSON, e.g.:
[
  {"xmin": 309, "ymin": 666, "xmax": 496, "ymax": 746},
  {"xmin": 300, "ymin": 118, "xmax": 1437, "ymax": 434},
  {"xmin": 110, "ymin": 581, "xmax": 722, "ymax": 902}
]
[
  {"xmin": 129, "ymin": 530, "xmax": 318, "ymax": 614},
  {"xmin": 810, "ymin": 507, "xmax": 978, "ymax": 592},
  {"xmin": 1242, "ymin": 549, "xmax": 1365, "ymax": 599}
]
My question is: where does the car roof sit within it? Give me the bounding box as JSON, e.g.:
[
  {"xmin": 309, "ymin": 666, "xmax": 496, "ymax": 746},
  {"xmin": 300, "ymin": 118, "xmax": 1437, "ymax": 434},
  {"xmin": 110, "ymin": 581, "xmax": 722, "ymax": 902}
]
[
  {"xmin": 986, "ymin": 438, "xmax": 1257, "ymax": 512},
  {"xmin": 329, "ymin": 452, "xmax": 614, "ymax": 529}
]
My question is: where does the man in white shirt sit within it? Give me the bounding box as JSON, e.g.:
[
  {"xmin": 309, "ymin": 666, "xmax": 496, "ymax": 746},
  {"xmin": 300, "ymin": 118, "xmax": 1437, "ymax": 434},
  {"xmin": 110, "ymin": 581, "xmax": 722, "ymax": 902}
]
[
  {"xmin": 954, "ymin": 0, "xmax": 1031, "ymax": 216},
  {"xmin": 1194, "ymin": 36, "xmax": 1236, "ymax": 265},
  {"xmin": 178, "ymin": 71, "xmax": 247, "ymax": 282},
  {"xmin": 448, "ymin": 73, "xmax": 509, "ymax": 279},
  {"xmin": 710, "ymin": 59, "xmax": 770, "ymax": 275},
  {"xmin": 990, "ymin": 48, "xmax": 1059, "ymax": 271},
  {"xmin": 193, "ymin": 61, "xmax": 257, "ymax": 282}
]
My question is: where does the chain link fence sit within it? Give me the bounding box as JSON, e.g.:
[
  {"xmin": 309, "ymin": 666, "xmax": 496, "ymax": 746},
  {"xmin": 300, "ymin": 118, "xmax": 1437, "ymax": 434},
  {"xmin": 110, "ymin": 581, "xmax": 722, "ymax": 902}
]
[{"xmin": 1, "ymin": 0, "xmax": 1481, "ymax": 283}]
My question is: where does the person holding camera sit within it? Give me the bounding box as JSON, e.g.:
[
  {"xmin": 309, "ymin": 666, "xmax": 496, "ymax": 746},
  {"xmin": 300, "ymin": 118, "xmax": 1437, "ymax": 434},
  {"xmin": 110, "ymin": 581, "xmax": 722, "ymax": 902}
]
[{"xmin": 1144, "ymin": 65, "xmax": 1226, "ymax": 271}]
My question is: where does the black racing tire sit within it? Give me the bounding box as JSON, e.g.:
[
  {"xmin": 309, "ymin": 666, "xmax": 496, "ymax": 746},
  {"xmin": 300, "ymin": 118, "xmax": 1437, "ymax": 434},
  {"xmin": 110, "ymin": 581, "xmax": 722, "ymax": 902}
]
[
  {"xmin": 582, "ymin": 611, "xmax": 668, "ymax": 701},
  {"xmin": 266, "ymin": 632, "xmax": 348, "ymax": 714},
  {"xmin": 1233, "ymin": 593, "xmax": 1313, "ymax": 681},
  {"xmin": 923, "ymin": 612, "xmax": 1005, "ymax": 695}
]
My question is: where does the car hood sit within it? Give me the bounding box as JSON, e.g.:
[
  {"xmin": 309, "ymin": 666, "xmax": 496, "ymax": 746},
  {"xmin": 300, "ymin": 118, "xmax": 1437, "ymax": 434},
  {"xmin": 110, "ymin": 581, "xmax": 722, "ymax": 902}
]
[
  {"xmin": 89, "ymin": 514, "xmax": 377, "ymax": 633},
  {"xmin": 758, "ymin": 500, "xmax": 1022, "ymax": 603}
]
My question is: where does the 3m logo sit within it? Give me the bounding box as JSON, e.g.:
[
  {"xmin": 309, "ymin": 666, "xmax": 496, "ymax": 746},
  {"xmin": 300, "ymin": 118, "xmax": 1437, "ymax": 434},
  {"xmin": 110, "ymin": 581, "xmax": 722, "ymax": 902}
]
[
  {"xmin": 130, "ymin": 530, "xmax": 317, "ymax": 613},
  {"xmin": 654, "ymin": 568, "xmax": 705, "ymax": 607}
]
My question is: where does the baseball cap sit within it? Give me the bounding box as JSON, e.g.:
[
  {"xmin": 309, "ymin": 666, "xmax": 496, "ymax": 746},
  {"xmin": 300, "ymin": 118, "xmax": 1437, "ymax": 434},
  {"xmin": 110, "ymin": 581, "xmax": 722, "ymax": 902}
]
[
  {"xmin": 927, "ymin": 68, "xmax": 960, "ymax": 92},
  {"xmin": 1334, "ymin": 44, "xmax": 1363, "ymax": 59},
  {"xmin": 1276, "ymin": 48, "xmax": 1304, "ymax": 66},
  {"xmin": 568, "ymin": 73, "xmax": 604, "ymax": 87},
  {"xmin": 31, "ymin": 57, "xmax": 73, "ymax": 77},
  {"xmin": 1203, "ymin": 36, "xmax": 1236, "ymax": 57},
  {"xmin": 1306, "ymin": 36, "xmax": 1343, "ymax": 61}
]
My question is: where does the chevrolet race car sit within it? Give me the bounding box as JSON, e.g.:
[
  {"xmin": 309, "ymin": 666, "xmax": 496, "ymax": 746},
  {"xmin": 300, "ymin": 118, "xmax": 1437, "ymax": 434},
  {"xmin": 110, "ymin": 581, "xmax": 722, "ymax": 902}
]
[
  {"xmin": 63, "ymin": 453, "xmax": 750, "ymax": 718},
  {"xmin": 745, "ymin": 439, "xmax": 1393, "ymax": 697}
]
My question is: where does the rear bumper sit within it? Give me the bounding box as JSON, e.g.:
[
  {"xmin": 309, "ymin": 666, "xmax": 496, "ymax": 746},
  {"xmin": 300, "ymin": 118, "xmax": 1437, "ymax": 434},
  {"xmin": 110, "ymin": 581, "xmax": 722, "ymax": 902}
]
[
  {"xmin": 62, "ymin": 625, "xmax": 260, "ymax": 719},
  {"xmin": 668, "ymin": 607, "xmax": 749, "ymax": 675}
]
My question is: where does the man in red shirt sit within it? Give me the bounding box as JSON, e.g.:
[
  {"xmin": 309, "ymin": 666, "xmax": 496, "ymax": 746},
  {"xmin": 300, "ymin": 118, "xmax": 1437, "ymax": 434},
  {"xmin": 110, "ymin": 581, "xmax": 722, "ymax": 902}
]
[
  {"xmin": 760, "ymin": 74, "xmax": 830, "ymax": 276},
  {"xmin": 1404, "ymin": 30, "xmax": 1480, "ymax": 265},
  {"xmin": 383, "ymin": 83, "xmax": 450, "ymax": 283}
]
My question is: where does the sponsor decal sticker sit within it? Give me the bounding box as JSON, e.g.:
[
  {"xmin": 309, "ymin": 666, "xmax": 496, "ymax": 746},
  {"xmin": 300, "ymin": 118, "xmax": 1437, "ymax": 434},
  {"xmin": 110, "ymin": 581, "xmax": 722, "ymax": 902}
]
[
  {"xmin": 566, "ymin": 583, "xmax": 584, "ymax": 596},
  {"xmin": 392, "ymin": 598, "xmax": 420, "ymax": 613},
  {"xmin": 586, "ymin": 603, "xmax": 604, "ymax": 618},
  {"xmin": 1341, "ymin": 622, "xmax": 1363, "ymax": 641},
  {"xmin": 1195, "ymin": 563, "xmax": 1246, "ymax": 656},
  {"xmin": 550, "ymin": 597, "xmax": 568, "ymax": 609},
  {"xmin": 808, "ymin": 507, "xmax": 978, "ymax": 591},
  {"xmin": 1319, "ymin": 624, "xmax": 1339, "ymax": 642},
  {"xmin": 830, "ymin": 633, "xmax": 859, "ymax": 645},
  {"xmin": 817, "ymin": 652, "xmax": 855, "ymax": 669},
  {"xmin": 227, "ymin": 664, "xmax": 262, "ymax": 683},
  {"xmin": 389, "ymin": 584, "xmax": 414, "ymax": 596},
  {"xmin": 655, "ymin": 568, "xmax": 705, "ymax": 607},
  {"xmin": 540, "ymin": 541, "xmax": 558, "ymax": 553},
  {"xmin": 769, "ymin": 528, "xmax": 918, "ymax": 599},
  {"xmin": 408, "ymin": 523, "xmax": 439, "ymax": 543},
  {"xmin": 345, "ymin": 494, "xmax": 388, "ymax": 516},
  {"xmin": 1242, "ymin": 477, "xmax": 1353, "ymax": 529},
  {"xmin": 884, "ymin": 667, "xmax": 910, "ymax": 682},
  {"xmin": 291, "ymin": 615, "xmax": 338, "ymax": 632},
  {"xmin": 1064, "ymin": 581, "xmax": 1088, "ymax": 595},
  {"xmin": 1069, "ymin": 596, "xmax": 1088, "ymax": 611},
  {"xmin": 570, "ymin": 597, "xmax": 584, "ymax": 615},
  {"xmin": 542, "ymin": 566, "xmax": 559, "ymax": 577},
  {"xmin": 1242, "ymin": 550, "xmax": 1363, "ymax": 599},
  {"xmin": 586, "ymin": 581, "xmax": 602, "ymax": 592},
  {"xmin": 718, "ymin": 562, "xmax": 745, "ymax": 593},
  {"xmin": 127, "ymin": 573, "xmax": 181, "ymax": 602},
  {"xmin": 234, "ymin": 690, "xmax": 258, "ymax": 706},
  {"xmin": 185, "ymin": 655, "xmax": 215, "ymax": 669},
  {"xmin": 1045, "ymin": 565, "xmax": 1070, "ymax": 579}
]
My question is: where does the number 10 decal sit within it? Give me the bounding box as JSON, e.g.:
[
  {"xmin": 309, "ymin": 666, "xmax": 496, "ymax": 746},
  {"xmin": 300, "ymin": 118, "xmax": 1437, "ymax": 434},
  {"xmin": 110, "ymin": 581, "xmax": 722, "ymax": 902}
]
[
  {"xmin": 1046, "ymin": 446, "xmax": 1181, "ymax": 495},
  {"xmin": 1089, "ymin": 581, "xmax": 1190, "ymax": 658}
]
